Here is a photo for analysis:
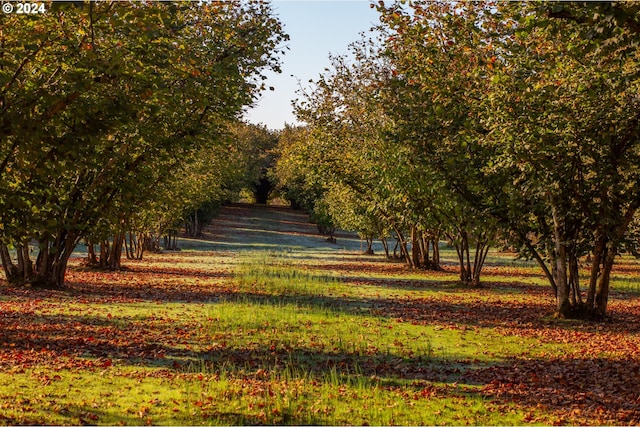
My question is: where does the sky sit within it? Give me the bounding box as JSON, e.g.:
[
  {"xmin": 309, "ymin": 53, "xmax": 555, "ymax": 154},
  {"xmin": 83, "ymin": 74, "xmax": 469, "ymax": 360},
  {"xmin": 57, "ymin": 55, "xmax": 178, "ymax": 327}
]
[{"xmin": 243, "ymin": 1, "xmax": 381, "ymax": 130}]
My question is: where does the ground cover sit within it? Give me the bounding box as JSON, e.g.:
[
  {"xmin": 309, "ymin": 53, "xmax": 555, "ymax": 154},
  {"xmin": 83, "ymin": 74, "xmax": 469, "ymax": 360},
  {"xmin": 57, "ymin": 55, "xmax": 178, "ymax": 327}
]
[{"xmin": 0, "ymin": 204, "xmax": 639, "ymax": 425}]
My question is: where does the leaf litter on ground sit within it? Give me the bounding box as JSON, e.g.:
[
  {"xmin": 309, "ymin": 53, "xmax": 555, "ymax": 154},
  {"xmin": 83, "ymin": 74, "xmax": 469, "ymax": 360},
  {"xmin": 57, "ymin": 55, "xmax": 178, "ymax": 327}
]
[{"xmin": 0, "ymin": 203, "xmax": 639, "ymax": 425}]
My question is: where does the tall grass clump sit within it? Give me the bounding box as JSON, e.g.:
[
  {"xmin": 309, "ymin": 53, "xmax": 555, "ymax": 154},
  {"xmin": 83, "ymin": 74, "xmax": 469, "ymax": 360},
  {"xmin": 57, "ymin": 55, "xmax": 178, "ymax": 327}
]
[{"xmin": 235, "ymin": 251, "xmax": 343, "ymax": 298}]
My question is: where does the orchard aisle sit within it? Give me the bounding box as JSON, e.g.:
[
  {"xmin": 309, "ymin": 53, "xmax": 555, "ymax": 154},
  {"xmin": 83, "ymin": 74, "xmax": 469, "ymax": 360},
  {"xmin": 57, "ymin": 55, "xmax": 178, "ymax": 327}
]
[{"xmin": 195, "ymin": 203, "xmax": 373, "ymax": 254}]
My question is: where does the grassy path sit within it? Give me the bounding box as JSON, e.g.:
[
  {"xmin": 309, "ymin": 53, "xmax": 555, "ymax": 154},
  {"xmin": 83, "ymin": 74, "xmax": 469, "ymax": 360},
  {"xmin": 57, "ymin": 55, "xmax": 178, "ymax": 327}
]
[{"xmin": 0, "ymin": 203, "xmax": 639, "ymax": 425}]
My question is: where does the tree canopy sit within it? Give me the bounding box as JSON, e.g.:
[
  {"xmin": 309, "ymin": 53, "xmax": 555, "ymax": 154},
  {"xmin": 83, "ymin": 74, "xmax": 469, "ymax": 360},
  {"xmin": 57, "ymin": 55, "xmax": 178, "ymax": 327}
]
[
  {"xmin": 278, "ymin": 1, "xmax": 640, "ymax": 319},
  {"xmin": 0, "ymin": 1, "xmax": 288, "ymax": 288}
]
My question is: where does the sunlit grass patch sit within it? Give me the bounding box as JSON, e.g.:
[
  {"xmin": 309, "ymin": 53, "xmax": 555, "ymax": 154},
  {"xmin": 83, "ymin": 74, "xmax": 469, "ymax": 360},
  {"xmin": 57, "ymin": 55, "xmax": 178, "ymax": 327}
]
[
  {"xmin": 0, "ymin": 367, "xmax": 192, "ymax": 425},
  {"xmin": 222, "ymin": 252, "xmax": 570, "ymax": 375},
  {"xmin": 177, "ymin": 369, "xmax": 531, "ymax": 426},
  {"xmin": 235, "ymin": 250, "xmax": 346, "ymax": 298},
  {"xmin": 176, "ymin": 352, "xmax": 535, "ymax": 426},
  {"xmin": 608, "ymin": 257, "xmax": 640, "ymax": 294}
]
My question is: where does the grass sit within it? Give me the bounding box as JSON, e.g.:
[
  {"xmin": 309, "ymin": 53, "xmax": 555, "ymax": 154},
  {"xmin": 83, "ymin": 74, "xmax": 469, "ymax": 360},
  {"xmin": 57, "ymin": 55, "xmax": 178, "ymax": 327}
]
[
  {"xmin": 0, "ymin": 249, "xmax": 551, "ymax": 425},
  {"xmin": 227, "ymin": 253, "xmax": 555, "ymax": 364},
  {"xmin": 1, "ymin": 205, "xmax": 640, "ymax": 425}
]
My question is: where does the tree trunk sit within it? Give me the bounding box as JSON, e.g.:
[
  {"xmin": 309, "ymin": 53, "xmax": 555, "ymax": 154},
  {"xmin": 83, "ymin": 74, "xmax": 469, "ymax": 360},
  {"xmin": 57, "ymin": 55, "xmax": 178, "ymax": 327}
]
[
  {"xmin": 551, "ymin": 204, "xmax": 571, "ymax": 317},
  {"xmin": 520, "ymin": 231, "xmax": 557, "ymax": 297},
  {"xmin": 432, "ymin": 238, "xmax": 440, "ymax": 269},
  {"xmin": 19, "ymin": 242, "xmax": 33, "ymax": 278},
  {"xmin": 0, "ymin": 235, "xmax": 78, "ymax": 289},
  {"xmin": 553, "ymin": 248, "xmax": 570, "ymax": 316},
  {"xmin": 126, "ymin": 231, "xmax": 146, "ymax": 260},
  {"xmin": 423, "ymin": 235, "xmax": 430, "ymax": 268},
  {"xmin": 0, "ymin": 243, "xmax": 20, "ymax": 283},
  {"xmin": 193, "ymin": 210, "xmax": 200, "ymax": 237},
  {"xmin": 94, "ymin": 232, "xmax": 124, "ymax": 270},
  {"xmin": 87, "ymin": 240, "xmax": 98, "ymax": 265},
  {"xmin": 590, "ymin": 205, "xmax": 639, "ymax": 318},
  {"xmin": 393, "ymin": 227, "xmax": 413, "ymax": 268},
  {"xmin": 135, "ymin": 232, "xmax": 146, "ymax": 259},
  {"xmin": 449, "ymin": 232, "xmax": 470, "ymax": 285},
  {"xmin": 108, "ymin": 231, "xmax": 124, "ymax": 270},
  {"xmin": 472, "ymin": 234, "xmax": 490, "ymax": 286},
  {"xmin": 144, "ymin": 233, "xmax": 162, "ymax": 252},
  {"xmin": 164, "ymin": 232, "xmax": 179, "ymax": 250},
  {"xmin": 568, "ymin": 250, "xmax": 582, "ymax": 306},
  {"xmin": 99, "ymin": 240, "xmax": 109, "ymax": 269},
  {"xmin": 586, "ymin": 232, "xmax": 605, "ymax": 310},
  {"xmin": 411, "ymin": 225, "xmax": 421, "ymax": 268},
  {"xmin": 380, "ymin": 236, "xmax": 390, "ymax": 258},
  {"xmin": 449, "ymin": 228, "xmax": 488, "ymax": 286},
  {"xmin": 463, "ymin": 230, "xmax": 472, "ymax": 284},
  {"xmin": 124, "ymin": 233, "xmax": 133, "ymax": 259},
  {"xmin": 363, "ymin": 236, "xmax": 374, "ymax": 255},
  {"xmin": 594, "ymin": 243, "xmax": 616, "ymax": 318}
]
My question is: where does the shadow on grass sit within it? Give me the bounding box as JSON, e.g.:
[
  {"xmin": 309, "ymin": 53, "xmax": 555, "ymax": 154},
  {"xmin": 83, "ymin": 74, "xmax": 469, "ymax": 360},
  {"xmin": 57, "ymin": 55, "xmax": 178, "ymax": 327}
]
[
  {"xmin": 14, "ymin": 399, "xmax": 269, "ymax": 427},
  {"xmin": 0, "ymin": 307, "xmax": 480, "ymax": 385},
  {"xmin": 220, "ymin": 289, "xmax": 558, "ymax": 335},
  {"xmin": 339, "ymin": 274, "xmax": 552, "ymax": 296},
  {"xmin": 59, "ymin": 258, "xmax": 640, "ymax": 336},
  {"xmin": 2, "ymin": 273, "xmax": 640, "ymax": 426},
  {"xmin": 186, "ymin": 344, "xmax": 476, "ymax": 385},
  {"xmin": 2, "ymin": 307, "xmax": 639, "ymax": 424},
  {"xmin": 126, "ymin": 266, "xmax": 232, "ymax": 280},
  {"xmin": 63, "ymin": 269, "xmax": 557, "ymax": 333},
  {"xmin": 4, "ymin": 203, "xmax": 640, "ymax": 425}
]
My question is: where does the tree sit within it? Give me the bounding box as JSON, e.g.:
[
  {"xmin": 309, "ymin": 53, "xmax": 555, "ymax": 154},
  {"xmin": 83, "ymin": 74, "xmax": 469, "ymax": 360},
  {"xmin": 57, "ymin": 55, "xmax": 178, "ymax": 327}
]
[
  {"xmin": 482, "ymin": 2, "xmax": 640, "ymax": 317},
  {"xmin": 375, "ymin": 2, "xmax": 503, "ymax": 280},
  {"xmin": 271, "ymin": 125, "xmax": 337, "ymax": 239},
  {"xmin": 378, "ymin": 0, "xmax": 640, "ymax": 316},
  {"xmin": 323, "ymin": 183, "xmax": 390, "ymax": 254},
  {"xmin": 290, "ymin": 39, "xmax": 402, "ymax": 247},
  {"xmin": 231, "ymin": 123, "xmax": 279, "ymax": 205},
  {"xmin": 289, "ymin": 30, "xmax": 486, "ymax": 275},
  {"xmin": 271, "ymin": 125, "xmax": 315, "ymax": 210},
  {"xmin": 0, "ymin": 2, "xmax": 288, "ymax": 288}
]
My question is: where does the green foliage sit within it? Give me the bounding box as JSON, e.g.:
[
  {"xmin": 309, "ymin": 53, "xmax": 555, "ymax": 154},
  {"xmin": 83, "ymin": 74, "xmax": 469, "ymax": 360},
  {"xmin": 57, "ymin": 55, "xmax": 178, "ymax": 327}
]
[
  {"xmin": 283, "ymin": 1, "xmax": 640, "ymax": 317},
  {"xmin": 289, "ymin": 23, "xmax": 495, "ymax": 271},
  {"xmin": 231, "ymin": 122, "xmax": 279, "ymax": 204},
  {"xmin": 324, "ymin": 183, "xmax": 382, "ymax": 239},
  {"xmin": 271, "ymin": 125, "xmax": 321, "ymax": 211},
  {"xmin": 375, "ymin": 0, "xmax": 640, "ymax": 316},
  {"xmin": 136, "ymin": 123, "xmax": 256, "ymax": 241},
  {"xmin": 0, "ymin": 2, "xmax": 288, "ymax": 287},
  {"xmin": 478, "ymin": 2, "xmax": 640, "ymax": 316}
]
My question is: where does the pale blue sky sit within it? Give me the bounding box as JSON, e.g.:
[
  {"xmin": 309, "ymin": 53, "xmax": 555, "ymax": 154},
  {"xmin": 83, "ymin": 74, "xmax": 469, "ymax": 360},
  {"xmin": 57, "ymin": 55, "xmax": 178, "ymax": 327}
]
[{"xmin": 244, "ymin": 0, "xmax": 381, "ymax": 130}]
